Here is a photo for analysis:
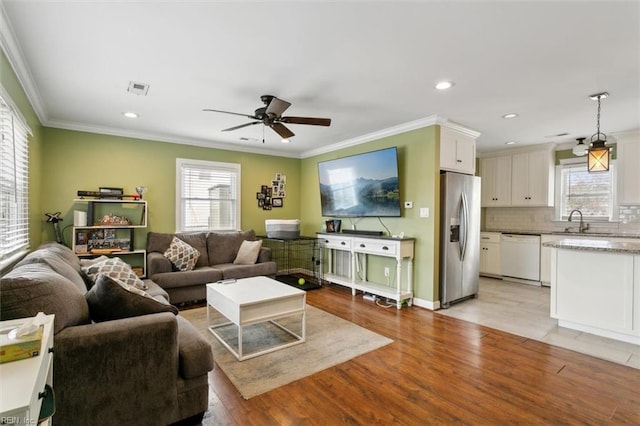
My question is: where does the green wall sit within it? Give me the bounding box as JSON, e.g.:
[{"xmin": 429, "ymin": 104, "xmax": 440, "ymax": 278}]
[
  {"xmin": 300, "ymin": 126, "xmax": 441, "ymax": 302},
  {"xmin": 40, "ymin": 128, "xmax": 302, "ymax": 247},
  {"xmin": 1, "ymin": 49, "xmax": 44, "ymax": 250}
]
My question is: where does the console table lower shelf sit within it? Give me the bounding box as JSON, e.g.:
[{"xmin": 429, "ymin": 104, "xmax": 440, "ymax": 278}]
[{"xmin": 324, "ymin": 273, "xmax": 413, "ymax": 308}]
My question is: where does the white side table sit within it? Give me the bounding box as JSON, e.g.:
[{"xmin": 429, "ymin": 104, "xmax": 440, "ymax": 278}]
[{"xmin": 0, "ymin": 315, "xmax": 55, "ymax": 425}]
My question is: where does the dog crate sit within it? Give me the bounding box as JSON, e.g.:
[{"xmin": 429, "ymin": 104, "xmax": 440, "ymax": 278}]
[{"xmin": 259, "ymin": 236, "xmax": 323, "ymax": 290}]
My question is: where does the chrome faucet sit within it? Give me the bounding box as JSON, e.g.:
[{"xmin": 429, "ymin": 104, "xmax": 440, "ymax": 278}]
[{"xmin": 568, "ymin": 209, "xmax": 589, "ymax": 233}]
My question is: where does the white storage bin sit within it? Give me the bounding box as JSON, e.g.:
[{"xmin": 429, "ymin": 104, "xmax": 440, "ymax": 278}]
[{"xmin": 265, "ymin": 219, "xmax": 300, "ymax": 239}]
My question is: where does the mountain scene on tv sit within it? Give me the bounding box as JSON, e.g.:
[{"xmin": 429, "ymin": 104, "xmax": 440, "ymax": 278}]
[{"xmin": 320, "ymin": 176, "xmax": 400, "ymax": 217}]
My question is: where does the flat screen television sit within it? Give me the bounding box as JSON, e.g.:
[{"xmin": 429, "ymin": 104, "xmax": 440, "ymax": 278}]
[{"xmin": 318, "ymin": 147, "xmax": 401, "ymax": 217}]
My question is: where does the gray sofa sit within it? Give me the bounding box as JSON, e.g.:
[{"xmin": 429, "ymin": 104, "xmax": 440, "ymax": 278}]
[
  {"xmin": 146, "ymin": 229, "xmax": 277, "ymax": 304},
  {"xmin": 0, "ymin": 242, "xmax": 214, "ymax": 426}
]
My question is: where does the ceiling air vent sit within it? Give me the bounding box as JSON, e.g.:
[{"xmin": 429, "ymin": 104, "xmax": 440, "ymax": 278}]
[{"xmin": 127, "ymin": 81, "xmax": 150, "ymax": 96}]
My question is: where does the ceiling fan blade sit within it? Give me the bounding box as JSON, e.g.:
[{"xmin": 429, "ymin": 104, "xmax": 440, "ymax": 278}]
[
  {"xmin": 270, "ymin": 123, "xmax": 295, "ymax": 139},
  {"xmin": 281, "ymin": 116, "xmax": 332, "ymax": 126},
  {"xmin": 265, "ymin": 97, "xmax": 291, "ymax": 117},
  {"xmin": 203, "ymin": 108, "xmax": 258, "ymax": 120},
  {"xmin": 221, "ymin": 121, "xmax": 261, "ymax": 132}
]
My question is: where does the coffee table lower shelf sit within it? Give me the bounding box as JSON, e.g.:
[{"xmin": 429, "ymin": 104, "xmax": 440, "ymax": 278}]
[{"xmin": 207, "ymin": 314, "xmax": 306, "ymax": 361}]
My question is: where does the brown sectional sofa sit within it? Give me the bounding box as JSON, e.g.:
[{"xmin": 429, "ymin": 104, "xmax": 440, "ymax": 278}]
[
  {"xmin": 146, "ymin": 229, "xmax": 277, "ymax": 304},
  {"xmin": 0, "ymin": 242, "xmax": 214, "ymax": 426}
]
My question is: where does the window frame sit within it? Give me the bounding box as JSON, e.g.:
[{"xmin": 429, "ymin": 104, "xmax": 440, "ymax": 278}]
[
  {"xmin": 554, "ymin": 157, "xmax": 618, "ymax": 222},
  {"xmin": 0, "ymin": 85, "xmax": 32, "ymax": 272},
  {"xmin": 175, "ymin": 158, "xmax": 241, "ymax": 233}
]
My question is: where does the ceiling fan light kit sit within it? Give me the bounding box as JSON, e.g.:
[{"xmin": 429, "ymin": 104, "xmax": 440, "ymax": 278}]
[{"xmin": 203, "ymin": 95, "xmax": 331, "ymax": 142}]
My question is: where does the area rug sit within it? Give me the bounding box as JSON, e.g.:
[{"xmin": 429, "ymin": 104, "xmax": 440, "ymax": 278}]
[{"xmin": 180, "ymin": 305, "xmax": 393, "ymax": 399}]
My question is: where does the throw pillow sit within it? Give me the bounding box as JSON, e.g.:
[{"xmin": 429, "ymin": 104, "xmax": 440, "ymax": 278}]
[
  {"xmin": 164, "ymin": 236, "xmax": 200, "ymax": 271},
  {"xmin": 85, "ymin": 274, "xmax": 178, "ymax": 322},
  {"xmin": 81, "ymin": 257, "xmax": 148, "ymax": 290},
  {"xmin": 233, "ymin": 240, "xmax": 262, "ymax": 265}
]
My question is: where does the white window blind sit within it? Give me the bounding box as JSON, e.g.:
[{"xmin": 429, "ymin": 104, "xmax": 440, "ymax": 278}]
[
  {"xmin": 557, "ymin": 160, "xmax": 616, "ymax": 220},
  {"xmin": 0, "ymin": 91, "xmax": 31, "ymax": 268},
  {"xmin": 176, "ymin": 159, "xmax": 240, "ymax": 232}
]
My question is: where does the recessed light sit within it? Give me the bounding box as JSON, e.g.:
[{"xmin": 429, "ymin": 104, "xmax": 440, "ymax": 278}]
[
  {"xmin": 502, "ymin": 113, "xmax": 518, "ymax": 119},
  {"xmin": 435, "ymin": 81, "xmax": 454, "ymax": 90},
  {"xmin": 122, "ymin": 112, "xmax": 139, "ymax": 119},
  {"xmin": 505, "ymin": 141, "xmax": 517, "ymax": 145},
  {"xmin": 281, "ymin": 139, "xmax": 291, "ymax": 144}
]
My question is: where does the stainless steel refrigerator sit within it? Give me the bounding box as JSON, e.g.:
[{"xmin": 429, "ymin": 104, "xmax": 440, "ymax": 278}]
[{"xmin": 439, "ymin": 171, "xmax": 481, "ymax": 308}]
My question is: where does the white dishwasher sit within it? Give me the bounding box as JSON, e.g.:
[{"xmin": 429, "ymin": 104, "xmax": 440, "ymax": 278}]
[{"xmin": 501, "ymin": 234, "xmax": 541, "ymax": 283}]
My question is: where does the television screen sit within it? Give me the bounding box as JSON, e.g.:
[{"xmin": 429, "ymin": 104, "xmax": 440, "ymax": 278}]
[{"xmin": 318, "ymin": 147, "xmax": 401, "ymax": 217}]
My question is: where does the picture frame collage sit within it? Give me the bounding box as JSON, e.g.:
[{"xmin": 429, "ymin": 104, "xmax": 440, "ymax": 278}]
[{"xmin": 257, "ymin": 172, "xmax": 286, "ymax": 210}]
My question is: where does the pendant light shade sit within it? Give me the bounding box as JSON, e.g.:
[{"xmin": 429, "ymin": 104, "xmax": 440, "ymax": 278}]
[
  {"xmin": 587, "ymin": 92, "xmax": 610, "ymax": 173},
  {"xmin": 572, "ymin": 137, "xmax": 587, "ymax": 156}
]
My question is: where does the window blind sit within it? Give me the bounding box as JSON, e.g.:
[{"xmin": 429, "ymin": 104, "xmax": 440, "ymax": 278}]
[
  {"xmin": 0, "ymin": 92, "xmax": 31, "ymax": 268},
  {"xmin": 176, "ymin": 159, "xmax": 240, "ymax": 232},
  {"xmin": 559, "ymin": 161, "xmax": 613, "ymax": 219}
]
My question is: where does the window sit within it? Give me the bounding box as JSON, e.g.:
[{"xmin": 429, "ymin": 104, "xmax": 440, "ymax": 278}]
[
  {"xmin": 0, "ymin": 89, "xmax": 31, "ymax": 269},
  {"xmin": 176, "ymin": 158, "xmax": 240, "ymax": 232},
  {"xmin": 555, "ymin": 159, "xmax": 617, "ymax": 221}
]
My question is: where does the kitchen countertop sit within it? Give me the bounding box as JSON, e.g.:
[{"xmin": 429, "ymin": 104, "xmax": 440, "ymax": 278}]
[
  {"xmin": 542, "ymin": 238, "xmax": 640, "ymax": 254},
  {"xmin": 483, "ymin": 229, "xmax": 640, "ymax": 239}
]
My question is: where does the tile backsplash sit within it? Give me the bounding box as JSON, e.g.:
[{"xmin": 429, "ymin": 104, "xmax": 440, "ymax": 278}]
[{"xmin": 483, "ymin": 206, "xmax": 640, "ymax": 235}]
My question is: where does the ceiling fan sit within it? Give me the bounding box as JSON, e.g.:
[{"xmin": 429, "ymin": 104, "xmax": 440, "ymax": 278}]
[{"xmin": 203, "ymin": 95, "xmax": 331, "ymax": 139}]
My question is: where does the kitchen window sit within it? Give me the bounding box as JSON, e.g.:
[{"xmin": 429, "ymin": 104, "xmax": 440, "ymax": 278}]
[
  {"xmin": 176, "ymin": 158, "xmax": 241, "ymax": 232},
  {"xmin": 555, "ymin": 158, "xmax": 617, "ymax": 221}
]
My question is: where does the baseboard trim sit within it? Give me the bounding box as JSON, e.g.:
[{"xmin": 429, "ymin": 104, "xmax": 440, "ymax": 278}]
[{"xmin": 412, "ymin": 297, "xmax": 440, "ymax": 311}]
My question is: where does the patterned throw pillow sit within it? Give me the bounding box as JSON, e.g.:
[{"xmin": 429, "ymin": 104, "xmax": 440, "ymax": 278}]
[
  {"xmin": 164, "ymin": 236, "xmax": 200, "ymax": 271},
  {"xmin": 81, "ymin": 257, "xmax": 148, "ymax": 290}
]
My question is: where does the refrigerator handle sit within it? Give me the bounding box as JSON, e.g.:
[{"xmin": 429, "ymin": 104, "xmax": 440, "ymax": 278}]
[{"xmin": 460, "ymin": 192, "xmax": 469, "ymax": 261}]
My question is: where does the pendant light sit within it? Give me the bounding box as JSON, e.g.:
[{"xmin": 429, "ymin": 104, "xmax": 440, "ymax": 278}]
[
  {"xmin": 587, "ymin": 92, "xmax": 610, "ymax": 173},
  {"xmin": 572, "ymin": 137, "xmax": 587, "ymax": 156}
]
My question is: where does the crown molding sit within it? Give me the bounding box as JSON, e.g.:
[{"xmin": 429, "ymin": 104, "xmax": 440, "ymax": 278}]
[
  {"xmin": 0, "ymin": 1, "xmax": 47, "ymax": 125},
  {"xmin": 301, "ymin": 115, "xmax": 443, "ymax": 158},
  {"xmin": 46, "ymin": 119, "xmax": 302, "ymax": 159}
]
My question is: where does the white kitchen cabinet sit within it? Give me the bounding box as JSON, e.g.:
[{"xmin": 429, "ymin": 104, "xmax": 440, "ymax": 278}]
[
  {"xmin": 479, "ymin": 156, "xmax": 512, "ymax": 207},
  {"xmin": 439, "ymin": 125, "xmax": 477, "ymax": 175},
  {"xmin": 616, "ymin": 131, "xmax": 640, "ymax": 205},
  {"xmin": 479, "ymin": 232, "xmax": 501, "ymax": 276},
  {"xmin": 511, "ymin": 150, "xmax": 554, "ymax": 207}
]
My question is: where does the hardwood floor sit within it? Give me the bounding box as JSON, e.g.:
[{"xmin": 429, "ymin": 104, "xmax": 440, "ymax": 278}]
[{"xmin": 203, "ymin": 284, "xmax": 640, "ymax": 425}]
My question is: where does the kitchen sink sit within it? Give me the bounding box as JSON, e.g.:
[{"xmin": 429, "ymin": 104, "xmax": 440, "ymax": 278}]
[{"xmin": 550, "ymin": 231, "xmax": 615, "ymax": 236}]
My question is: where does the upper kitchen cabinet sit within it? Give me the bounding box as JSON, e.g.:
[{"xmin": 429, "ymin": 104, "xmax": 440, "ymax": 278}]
[
  {"xmin": 479, "ymin": 155, "xmax": 512, "ymax": 207},
  {"xmin": 439, "ymin": 124, "xmax": 479, "ymax": 175},
  {"xmin": 616, "ymin": 131, "xmax": 640, "ymax": 205},
  {"xmin": 511, "ymin": 149, "xmax": 554, "ymax": 207}
]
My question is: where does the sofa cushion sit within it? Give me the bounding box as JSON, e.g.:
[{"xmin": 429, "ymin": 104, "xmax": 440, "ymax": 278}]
[
  {"xmin": 151, "ymin": 267, "xmax": 223, "ymax": 290},
  {"xmin": 175, "ymin": 316, "xmax": 214, "ymax": 379},
  {"xmin": 86, "ymin": 274, "xmax": 179, "ymax": 322},
  {"xmin": 213, "ymin": 262, "xmax": 277, "ymax": 280},
  {"xmin": 164, "ymin": 237, "xmax": 200, "ymax": 271},
  {"xmin": 233, "ymin": 240, "xmax": 262, "ymax": 265},
  {"xmin": 35, "ymin": 242, "xmax": 82, "ymax": 273},
  {"xmin": 16, "ymin": 249, "xmax": 88, "ymax": 293},
  {"xmin": 0, "ymin": 263, "xmax": 90, "ymax": 334},
  {"xmin": 81, "ymin": 257, "xmax": 147, "ymax": 290},
  {"xmin": 147, "ymin": 232, "xmax": 209, "ymax": 268},
  {"xmin": 207, "ymin": 229, "xmax": 256, "ymax": 265}
]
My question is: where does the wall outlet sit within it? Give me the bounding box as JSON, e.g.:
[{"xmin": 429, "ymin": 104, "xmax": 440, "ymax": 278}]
[{"xmin": 384, "ymin": 267, "xmax": 390, "ymax": 277}]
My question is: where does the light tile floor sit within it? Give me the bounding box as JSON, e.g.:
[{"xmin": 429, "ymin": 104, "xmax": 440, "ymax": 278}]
[{"xmin": 436, "ymin": 277, "xmax": 640, "ymax": 369}]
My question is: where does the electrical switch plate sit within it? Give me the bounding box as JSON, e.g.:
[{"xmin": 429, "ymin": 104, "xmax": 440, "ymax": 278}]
[
  {"xmin": 404, "ymin": 201, "xmax": 413, "ymax": 208},
  {"xmin": 420, "ymin": 208, "xmax": 429, "ymax": 218}
]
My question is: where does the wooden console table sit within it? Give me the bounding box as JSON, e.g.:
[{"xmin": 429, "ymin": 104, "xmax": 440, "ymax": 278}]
[{"xmin": 317, "ymin": 233, "xmax": 415, "ymax": 309}]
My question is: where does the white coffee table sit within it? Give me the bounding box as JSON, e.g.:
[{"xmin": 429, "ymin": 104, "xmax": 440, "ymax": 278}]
[{"xmin": 206, "ymin": 276, "xmax": 306, "ymax": 361}]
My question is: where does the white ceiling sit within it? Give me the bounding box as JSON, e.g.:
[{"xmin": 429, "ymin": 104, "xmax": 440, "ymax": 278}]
[{"xmin": 1, "ymin": 1, "xmax": 638, "ymax": 158}]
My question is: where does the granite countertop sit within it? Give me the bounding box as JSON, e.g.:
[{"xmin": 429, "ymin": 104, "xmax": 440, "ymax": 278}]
[
  {"xmin": 483, "ymin": 229, "xmax": 640, "ymax": 239},
  {"xmin": 542, "ymin": 238, "xmax": 640, "ymax": 254}
]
